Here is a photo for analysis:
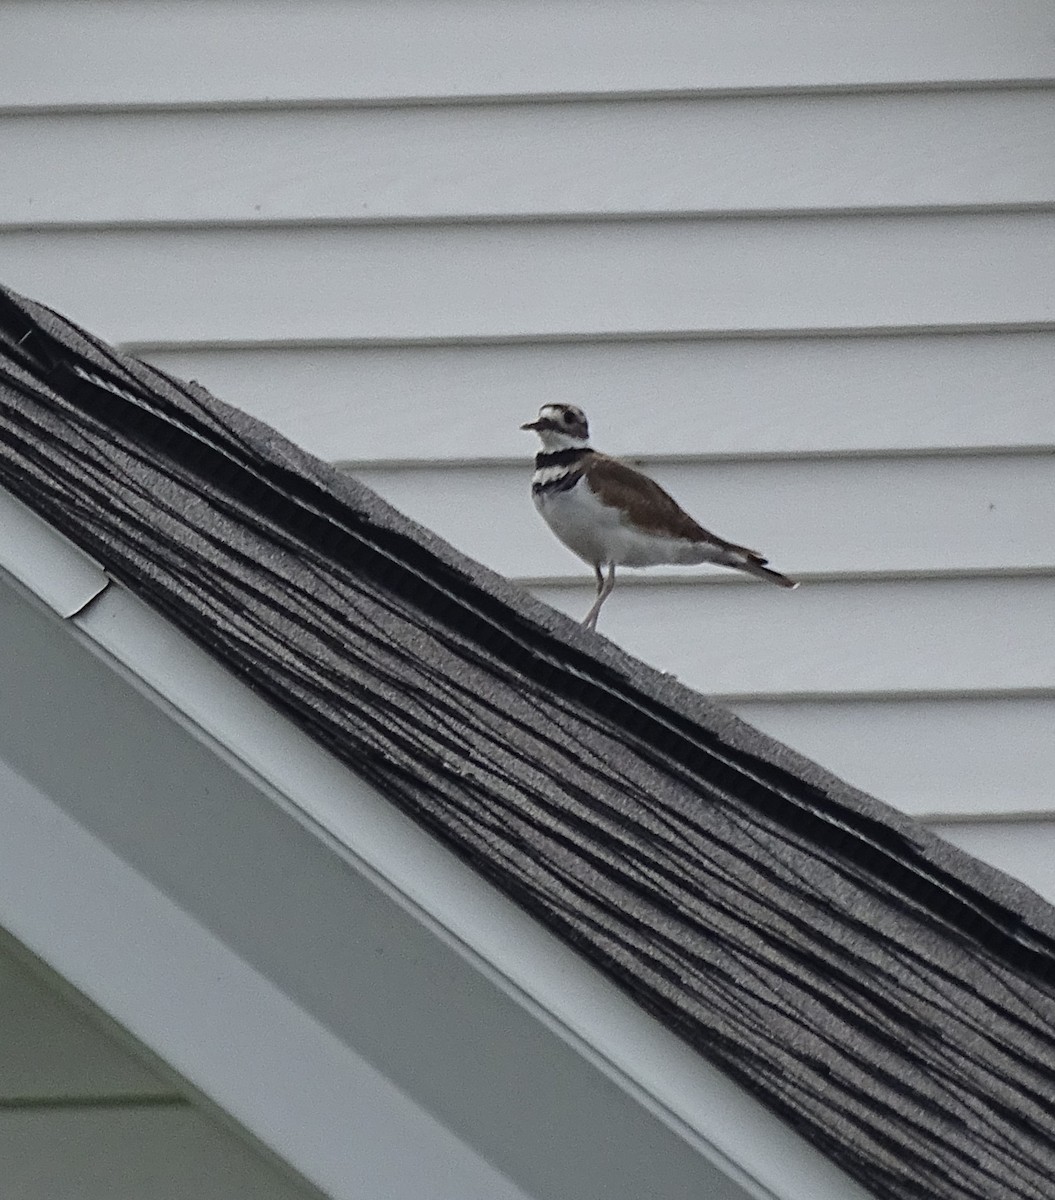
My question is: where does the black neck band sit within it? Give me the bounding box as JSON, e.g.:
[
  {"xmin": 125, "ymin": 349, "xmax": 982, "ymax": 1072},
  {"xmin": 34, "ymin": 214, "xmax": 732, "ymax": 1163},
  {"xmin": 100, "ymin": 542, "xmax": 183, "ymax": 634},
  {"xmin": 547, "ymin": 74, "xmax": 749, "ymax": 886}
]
[{"xmin": 535, "ymin": 447, "xmax": 589, "ymax": 468}]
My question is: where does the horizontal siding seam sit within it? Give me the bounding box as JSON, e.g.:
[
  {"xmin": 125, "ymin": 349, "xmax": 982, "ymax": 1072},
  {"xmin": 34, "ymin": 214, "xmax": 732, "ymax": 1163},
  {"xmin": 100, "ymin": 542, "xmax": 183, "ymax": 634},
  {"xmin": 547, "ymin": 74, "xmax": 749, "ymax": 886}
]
[
  {"xmin": 520, "ymin": 566, "xmax": 1055, "ymax": 589},
  {"xmin": 6, "ymin": 203, "xmax": 1055, "ymax": 236},
  {"xmin": 335, "ymin": 444, "xmax": 1055, "ymax": 471},
  {"xmin": 2, "ymin": 76, "xmax": 1054, "ymax": 116},
  {"xmin": 119, "ymin": 321, "xmax": 1055, "ymax": 355},
  {"xmin": 717, "ymin": 686, "xmax": 1055, "ymax": 704},
  {"xmin": 921, "ymin": 812, "xmax": 1055, "ymax": 827}
]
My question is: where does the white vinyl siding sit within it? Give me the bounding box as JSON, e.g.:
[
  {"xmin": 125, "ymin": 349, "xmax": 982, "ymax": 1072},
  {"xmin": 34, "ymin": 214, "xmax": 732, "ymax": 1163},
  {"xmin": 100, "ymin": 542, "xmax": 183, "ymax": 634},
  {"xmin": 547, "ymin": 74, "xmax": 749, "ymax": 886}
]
[
  {"xmin": 349, "ymin": 453, "xmax": 1054, "ymax": 579},
  {"xmin": 926, "ymin": 819, "xmax": 1055, "ymax": 902},
  {"xmin": 2, "ymin": 1, "xmax": 1053, "ymax": 891},
  {"xmin": 143, "ymin": 332, "xmax": 1055, "ymax": 462},
  {"xmin": 5, "ymin": 89, "xmax": 1055, "ymax": 223},
  {"xmin": 731, "ymin": 698, "xmax": 1055, "ymax": 820},
  {"xmin": 530, "ymin": 575, "xmax": 1054, "ymax": 697},
  {"xmin": 3, "ymin": 0, "xmax": 1054, "ymax": 106},
  {"xmin": 3, "ymin": 214, "xmax": 1052, "ymax": 341}
]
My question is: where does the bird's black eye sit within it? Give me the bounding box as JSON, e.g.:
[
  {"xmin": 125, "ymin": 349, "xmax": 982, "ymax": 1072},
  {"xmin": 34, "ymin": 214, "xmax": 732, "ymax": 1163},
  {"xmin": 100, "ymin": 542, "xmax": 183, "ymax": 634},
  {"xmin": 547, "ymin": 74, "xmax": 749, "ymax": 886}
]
[{"xmin": 563, "ymin": 411, "xmax": 575, "ymax": 424}]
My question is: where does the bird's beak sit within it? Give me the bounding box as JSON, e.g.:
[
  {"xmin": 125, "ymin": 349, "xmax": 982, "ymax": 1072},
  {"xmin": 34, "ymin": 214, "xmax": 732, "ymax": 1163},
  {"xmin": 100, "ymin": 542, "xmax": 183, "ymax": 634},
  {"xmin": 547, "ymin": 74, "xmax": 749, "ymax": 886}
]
[{"xmin": 520, "ymin": 419, "xmax": 542, "ymax": 431}]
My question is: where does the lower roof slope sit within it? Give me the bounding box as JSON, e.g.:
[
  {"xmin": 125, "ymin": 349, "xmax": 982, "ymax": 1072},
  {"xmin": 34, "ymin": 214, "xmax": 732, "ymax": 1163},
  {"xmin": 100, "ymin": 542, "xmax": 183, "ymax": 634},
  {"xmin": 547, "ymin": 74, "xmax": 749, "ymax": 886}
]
[{"xmin": 1, "ymin": 285, "xmax": 1054, "ymax": 1200}]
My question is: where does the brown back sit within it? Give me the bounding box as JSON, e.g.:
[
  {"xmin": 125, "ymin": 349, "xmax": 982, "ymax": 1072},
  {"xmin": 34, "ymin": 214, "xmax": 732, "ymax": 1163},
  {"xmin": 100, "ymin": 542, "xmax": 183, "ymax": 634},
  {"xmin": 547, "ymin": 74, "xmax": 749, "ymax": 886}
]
[{"xmin": 584, "ymin": 452, "xmax": 755, "ymax": 553}]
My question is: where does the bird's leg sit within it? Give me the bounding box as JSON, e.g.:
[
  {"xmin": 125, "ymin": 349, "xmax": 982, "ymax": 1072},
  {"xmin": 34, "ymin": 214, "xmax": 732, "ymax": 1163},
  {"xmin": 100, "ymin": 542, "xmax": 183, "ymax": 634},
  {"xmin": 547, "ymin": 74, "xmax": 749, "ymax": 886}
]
[
  {"xmin": 581, "ymin": 565, "xmax": 605, "ymax": 630},
  {"xmin": 582, "ymin": 563, "xmax": 616, "ymax": 630}
]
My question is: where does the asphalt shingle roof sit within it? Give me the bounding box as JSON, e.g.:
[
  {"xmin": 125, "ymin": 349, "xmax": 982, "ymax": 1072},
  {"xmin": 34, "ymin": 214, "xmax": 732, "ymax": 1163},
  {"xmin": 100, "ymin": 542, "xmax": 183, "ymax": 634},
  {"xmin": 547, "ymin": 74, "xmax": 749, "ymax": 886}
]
[{"xmin": 2, "ymin": 285, "xmax": 1054, "ymax": 1200}]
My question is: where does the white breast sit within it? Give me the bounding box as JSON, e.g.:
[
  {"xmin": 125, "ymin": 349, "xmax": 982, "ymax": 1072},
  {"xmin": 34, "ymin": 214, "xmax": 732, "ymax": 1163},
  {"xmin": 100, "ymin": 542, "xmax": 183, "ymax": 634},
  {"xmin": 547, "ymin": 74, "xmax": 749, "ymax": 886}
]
[{"xmin": 533, "ymin": 477, "xmax": 722, "ymax": 569}]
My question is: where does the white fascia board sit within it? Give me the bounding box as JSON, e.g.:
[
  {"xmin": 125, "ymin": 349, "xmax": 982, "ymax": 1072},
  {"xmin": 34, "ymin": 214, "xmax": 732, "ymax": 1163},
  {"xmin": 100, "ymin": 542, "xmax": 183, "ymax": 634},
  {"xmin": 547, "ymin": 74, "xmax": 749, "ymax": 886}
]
[{"xmin": 0, "ymin": 482, "xmax": 870, "ymax": 1200}]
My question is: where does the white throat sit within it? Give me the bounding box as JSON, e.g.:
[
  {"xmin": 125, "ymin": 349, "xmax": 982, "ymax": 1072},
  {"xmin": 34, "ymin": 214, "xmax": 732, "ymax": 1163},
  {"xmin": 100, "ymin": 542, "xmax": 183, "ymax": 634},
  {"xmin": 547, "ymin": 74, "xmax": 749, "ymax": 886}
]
[{"xmin": 534, "ymin": 428, "xmax": 590, "ymax": 453}]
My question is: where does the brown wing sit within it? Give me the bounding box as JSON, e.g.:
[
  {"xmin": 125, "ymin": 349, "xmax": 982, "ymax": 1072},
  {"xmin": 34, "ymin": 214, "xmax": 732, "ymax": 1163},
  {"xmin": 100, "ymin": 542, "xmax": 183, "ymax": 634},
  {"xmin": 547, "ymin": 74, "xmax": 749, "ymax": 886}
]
[{"xmin": 584, "ymin": 452, "xmax": 762, "ymax": 556}]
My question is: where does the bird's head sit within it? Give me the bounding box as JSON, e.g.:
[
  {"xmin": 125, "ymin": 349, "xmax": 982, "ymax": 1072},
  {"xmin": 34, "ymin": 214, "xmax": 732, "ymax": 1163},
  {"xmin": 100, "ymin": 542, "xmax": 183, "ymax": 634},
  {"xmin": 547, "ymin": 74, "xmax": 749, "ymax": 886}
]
[{"xmin": 520, "ymin": 404, "xmax": 591, "ymax": 450}]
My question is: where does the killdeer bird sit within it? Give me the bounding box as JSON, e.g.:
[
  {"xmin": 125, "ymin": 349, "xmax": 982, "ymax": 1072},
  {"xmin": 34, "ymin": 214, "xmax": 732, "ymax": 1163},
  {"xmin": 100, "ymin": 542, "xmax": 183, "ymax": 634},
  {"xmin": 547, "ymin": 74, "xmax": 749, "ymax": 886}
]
[{"xmin": 522, "ymin": 403, "xmax": 797, "ymax": 630}]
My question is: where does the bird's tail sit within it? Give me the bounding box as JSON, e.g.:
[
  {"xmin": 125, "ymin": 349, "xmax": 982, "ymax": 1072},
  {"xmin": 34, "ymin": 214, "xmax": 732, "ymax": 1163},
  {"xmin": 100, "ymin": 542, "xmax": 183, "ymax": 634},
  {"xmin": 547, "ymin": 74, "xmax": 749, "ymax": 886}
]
[
  {"xmin": 740, "ymin": 559, "xmax": 798, "ymax": 589},
  {"xmin": 720, "ymin": 546, "xmax": 799, "ymax": 589}
]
